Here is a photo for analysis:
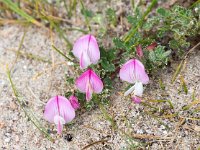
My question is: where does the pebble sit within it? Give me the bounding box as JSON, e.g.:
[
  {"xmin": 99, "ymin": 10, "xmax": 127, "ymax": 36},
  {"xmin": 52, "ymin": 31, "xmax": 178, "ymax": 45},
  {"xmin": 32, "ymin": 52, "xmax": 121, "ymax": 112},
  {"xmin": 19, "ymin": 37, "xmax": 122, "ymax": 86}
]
[
  {"xmin": 5, "ymin": 133, "xmax": 11, "ymax": 137},
  {"xmin": 15, "ymin": 135, "xmax": 20, "ymax": 142},
  {"xmin": 0, "ymin": 121, "xmax": 5, "ymax": 129},
  {"xmin": 4, "ymin": 137, "xmax": 11, "ymax": 143},
  {"xmin": 10, "ymin": 102, "xmax": 17, "ymax": 110}
]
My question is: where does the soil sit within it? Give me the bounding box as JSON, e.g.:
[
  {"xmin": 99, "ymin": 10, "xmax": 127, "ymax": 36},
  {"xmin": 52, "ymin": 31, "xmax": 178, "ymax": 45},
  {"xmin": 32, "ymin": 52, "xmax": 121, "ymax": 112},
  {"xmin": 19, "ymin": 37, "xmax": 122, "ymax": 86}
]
[{"xmin": 0, "ymin": 1, "xmax": 200, "ymax": 150}]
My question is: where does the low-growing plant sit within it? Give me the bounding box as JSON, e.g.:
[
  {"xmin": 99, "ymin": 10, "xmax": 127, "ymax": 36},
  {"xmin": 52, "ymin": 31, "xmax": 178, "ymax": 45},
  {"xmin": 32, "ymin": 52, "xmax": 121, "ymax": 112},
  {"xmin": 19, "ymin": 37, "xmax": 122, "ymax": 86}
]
[{"xmin": 3, "ymin": 0, "xmax": 200, "ymax": 140}]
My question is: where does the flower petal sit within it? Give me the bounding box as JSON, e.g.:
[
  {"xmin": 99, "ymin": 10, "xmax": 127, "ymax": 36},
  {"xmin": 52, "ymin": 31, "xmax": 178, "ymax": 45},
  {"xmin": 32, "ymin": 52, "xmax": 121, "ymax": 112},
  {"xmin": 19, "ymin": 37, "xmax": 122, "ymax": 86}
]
[
  {"xmin": 44, "ymin": 96, "xmax": 75, "ymax": 124},
  {"xmin": 54, "ymin": 115, "xmax": 65, "ymax": 134},
  {"xmin": 69, "ymin": 95, "xmax": 80, "ymax": 110},
  {"xmin": 86, "ymin": 82, "xmax": 93, "ymax": 101},
  {"xmin": 132, "ymin": 96, "xmax": 141, "ymax": 104},
  {"xmin": 56, "ymin": 96, "xmax": 75, "ymax": 123},
  {"xmin": 134, "ymin": 82, "xmax": 143, "ymax": 97},
  {"xmin": 80, "ymin": 51, "xmax": 91, "ymax": 69},
  {"xmin": 119, "ymin": 59, "xmax": 149, "ymax": 84},
  {"xmin": 124, "ymin": 85, "xmax": 135, "ymax": 96},
  {"xmin": 89, "ymin": 69, "xmax": 103, "ymax": 93},
  {"xmin": 75, "ymin": 70, "xmax": 89, "ymax": 93},
  {"xmin": 72, "ymin": 34, "xmax": 100, "ymax": 69},
  {"xmin": 87, "ymin": 35, "xmax": 100, "ymax": 64},
  {"xmin": 57, "ymin": 121, "xmax": 63, "ymax": 134}
]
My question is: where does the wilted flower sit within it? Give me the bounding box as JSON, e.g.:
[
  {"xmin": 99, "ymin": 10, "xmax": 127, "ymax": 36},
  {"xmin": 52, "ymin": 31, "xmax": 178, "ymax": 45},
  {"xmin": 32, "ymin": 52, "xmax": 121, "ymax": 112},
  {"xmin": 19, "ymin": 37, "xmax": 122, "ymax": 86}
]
[
  {"xmin": 72, "ymin": 34, "xmax": 100, "ymax": 69},
  {"xmin": 69, "ymin": 95, "xmax": 80, "ymax": 110},
  {"xmin": 132, "ymin": 96, "xmax": 141, "ymax": 104},
  {"xmin": 44, "ymin": 96, "xmax": 75, "ymax": 134},
  {"xmin": 136, "ymin": 44, "xmax": 143, "ymax": 58},
  {"xmin": 119, "ymin": 59, "xmax": 149, "ymax": 100},
  {"xmin": 146, "ymin": 42, "xmax": 157, "ymax": 50},
  {"xmin": 76, "ymin": 69, "xmax": 103, "ymax": 101}
]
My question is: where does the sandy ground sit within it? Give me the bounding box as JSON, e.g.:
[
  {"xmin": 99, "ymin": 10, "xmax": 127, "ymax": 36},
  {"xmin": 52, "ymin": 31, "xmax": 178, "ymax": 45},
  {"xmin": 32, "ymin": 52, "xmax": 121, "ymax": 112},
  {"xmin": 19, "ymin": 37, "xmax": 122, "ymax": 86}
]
[{"xmin": 0, "ymin": 24, "xmax": 199, "ymax": 150}]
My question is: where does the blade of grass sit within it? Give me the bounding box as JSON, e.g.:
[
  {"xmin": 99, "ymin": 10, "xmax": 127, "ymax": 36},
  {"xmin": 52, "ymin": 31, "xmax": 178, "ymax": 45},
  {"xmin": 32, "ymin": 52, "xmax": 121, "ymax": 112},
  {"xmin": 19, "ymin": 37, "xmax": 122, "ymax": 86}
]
[
  {"xmin": 171, "ymin": 60, "xmax": 183, "ymax": 83},
  {"xmin": 11, "ymin": 30, "xmax": 27, "ymax": 70},
  {"xmin": 80, "ymin": 0, "xmax": 91, "ymax": 32},
  {"xmin": 190, "ymin": 0, "xmax": 200, "ymax": 8},
  {"xmin": 51, "ymin": 22, "xmax": 72, "ymax": 48},
  {"xmin": 180, "ymin": 76, "xmax": 188, "ymax": 94},
  {"xmin": 7, "ymin": 68, "xmax": 54, "ymax": 142},
  {"xmin": 2, "ymin": 0, "xmax": 43, "ymax": 27},
  {"xmin": 159, "ymin": 79, "xmax": 165, "ymax": 90},
  {"xmin": 123, "ymin": 0, "xmax": 157, "ymax": 43},
  {"xmin": 99, "ymin": 103, "xmax": 116, "ymax": 130},
  {"xmin": 52, "ymin": 45, "xmax": 73, "ymax": 62},
  {"xmin": 148, "ymin": 99, "xmax": 174, "ymax": 109}
]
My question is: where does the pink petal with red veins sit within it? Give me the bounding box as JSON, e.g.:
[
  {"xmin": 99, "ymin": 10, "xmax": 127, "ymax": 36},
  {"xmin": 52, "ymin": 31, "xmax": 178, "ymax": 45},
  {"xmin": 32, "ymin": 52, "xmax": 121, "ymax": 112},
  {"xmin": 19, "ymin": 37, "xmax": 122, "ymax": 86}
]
[
  {"xmin": 89, "ymin": 69, "xmax": 103, "ymax": 93},
  {"xmin": 54, "ymin": 115, "xmax": 65, "ymax": 134},
  {"xmin": 72, "ymin": 34, "xmax": 100, "ymax": 69},
  {"xmin": 44, "ymin": 96, "xmax": 75, "ymax": 124},
  {"xmin": 86, "ymin": 82, "xmax": 93, "ymax": 101},
  {"xmin": 75, "ymin": 70, "xmax": 90, "ymax": 93},
  {"xmin": 119, "ymin": 59, "xmax": 149, "ymax": 84},
  {"xmin": 76, "ymin": 69, "xmax": 103, "ymax": 101},
  {"xmin": 87, "ymin": 35, "xmax": 100, "ymax": 64},
  {"xmin": 69, "ymin": 95, "xmax": 80, "ymax": 110}
]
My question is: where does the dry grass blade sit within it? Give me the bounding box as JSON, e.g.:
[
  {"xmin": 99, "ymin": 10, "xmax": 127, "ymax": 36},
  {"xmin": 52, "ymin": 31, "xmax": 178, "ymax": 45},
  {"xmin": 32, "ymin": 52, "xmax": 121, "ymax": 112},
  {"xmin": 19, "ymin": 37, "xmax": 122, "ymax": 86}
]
[
  {"xmin": 6, "ymin": 68, "xmax": 54, "ymax": 142},
  {"xmin": 2, "ymin": 0, "xmax": 43, "ymax": 27},
  {"xmin": 0, "ymin": 18, "xmax": 28, "ymax": 25},
  {"xmin": 171, "ymin": 60, "xmax": 183, "ymax": 84},
  {"xmin": 81, "ymin": 139, "xmax": 109, "ymax": 150},
  {"xmin": 172, "ymin": 42, "xmax": 200, "ymax": 83},
  {"xmin": 131, "ymin": 133, "xmax": 172, "ymax": 140}
]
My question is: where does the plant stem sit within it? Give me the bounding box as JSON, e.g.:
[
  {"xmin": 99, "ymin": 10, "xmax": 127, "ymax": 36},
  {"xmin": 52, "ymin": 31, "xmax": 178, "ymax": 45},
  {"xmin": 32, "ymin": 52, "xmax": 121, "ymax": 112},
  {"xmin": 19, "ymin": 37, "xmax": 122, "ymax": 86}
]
[
  {"xmin": 52, "ymin": 45, "xmax": 73, "ymax": 62},
  {"xmin": 79, "ymin": 0, "xmax": 91, "ymax": 32},
  {"xmin": 7, "ymin": 68, "xmax": 54, "ymax": 142},
  {"xmin": 123, "ymin": 0, "xmax": 157, "ymax": 43}
]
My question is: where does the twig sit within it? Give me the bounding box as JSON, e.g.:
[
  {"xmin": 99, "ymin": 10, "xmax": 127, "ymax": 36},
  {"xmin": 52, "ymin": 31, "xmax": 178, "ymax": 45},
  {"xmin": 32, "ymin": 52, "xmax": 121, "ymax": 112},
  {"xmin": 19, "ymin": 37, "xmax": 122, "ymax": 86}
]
[
  {"xmin": 81, "ymin": 139, "xmax": 109, "ymax": 150},
  {"xmin": 131, "ymin": 133, "xmax": 172, "ymax": 140}
]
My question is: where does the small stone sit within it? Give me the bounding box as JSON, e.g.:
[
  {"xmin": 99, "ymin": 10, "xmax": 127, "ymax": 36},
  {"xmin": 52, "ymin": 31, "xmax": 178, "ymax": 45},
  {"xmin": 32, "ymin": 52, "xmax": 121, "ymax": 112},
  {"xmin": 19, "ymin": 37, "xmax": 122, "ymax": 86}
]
[
  {"xmin": 163, "ymin": 130, "xmax": 167, "ymax": 134},
  {"xmin": 64, "ymin": 134, "xmax": 73, "ymax": 142},
  {"xmin": 0, "ymin": 121, "xmax": 5, "ymax": 129},
  {"xmin": 15, "ymin": 135, "xmax": 20, "ymax": 142},
  {"xmin": 10, "ymin": 102, "xmax": 17, "ymax": 110},
  {"xmin": 4, "ymin": 138, "xmax": 11, "ymax": 143},
  {"xmin": 5, "ymin": 133, "xmax": 11, "ymax": 136}
]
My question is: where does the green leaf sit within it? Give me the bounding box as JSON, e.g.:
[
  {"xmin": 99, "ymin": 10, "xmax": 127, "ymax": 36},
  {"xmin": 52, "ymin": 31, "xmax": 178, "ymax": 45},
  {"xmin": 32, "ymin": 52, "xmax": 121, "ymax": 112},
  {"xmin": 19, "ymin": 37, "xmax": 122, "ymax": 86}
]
[
  {"xmin": 81, "ymin": 8, "xmax": 93, "ymax": 18},
  {"xmin": 162, "ymin": 50, "xmax": 171, "ymax": 58},
  {"xmin": 113, "ymin": 37, "xmax": 126, "ymax": 49},
  {"xmin": 157, "ymin": 7, "xmax": 170, "ymax": 17},
  {"xmin": 106, "ymin": 8, "xmax": 117, "ymax": 26},
  {"xmin": 101, "ymin": 60, "xmax": 115, "ymax": 72}
]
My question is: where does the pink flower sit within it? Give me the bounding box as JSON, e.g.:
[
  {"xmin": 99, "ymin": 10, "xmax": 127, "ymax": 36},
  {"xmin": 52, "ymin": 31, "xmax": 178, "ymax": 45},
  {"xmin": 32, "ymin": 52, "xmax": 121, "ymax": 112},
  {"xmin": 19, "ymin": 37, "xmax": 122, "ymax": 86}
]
[
  {"xmin": 69, "ymin": 95, "xmax": 80, "ymax": 110},
  {"xmin": 76, "ymin": 69, "xmax": 103, "ymax": 101},
  {"xmin": 132, "ymin": 96, "xmax": 141, "ymax": 104},
  {"xmin": 136, "ymin": 44, "xmax": 143, "ymax": 58},
  {"xmin": 72, "ymin": 34, "xmax": 100, "ymax": 69},
  {"xmin": 44, "ymin": 96, "xmax": 75, "ymax": 134},
  {"xmin": 119, "ymin": 59, "xmax": 149, "ymax": 98}
]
